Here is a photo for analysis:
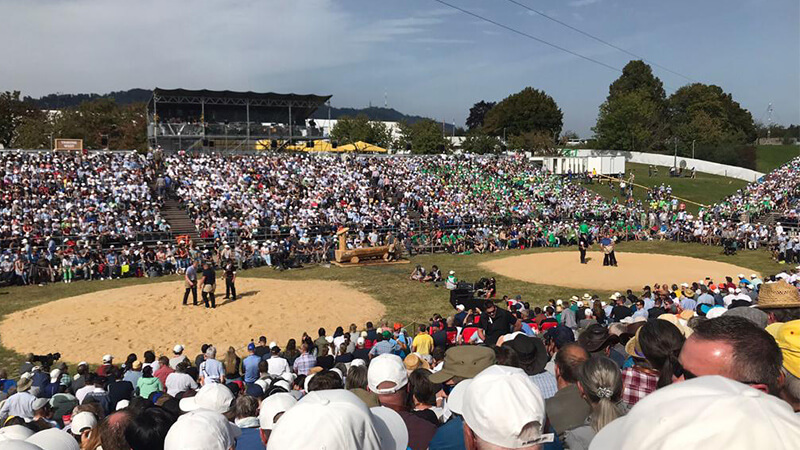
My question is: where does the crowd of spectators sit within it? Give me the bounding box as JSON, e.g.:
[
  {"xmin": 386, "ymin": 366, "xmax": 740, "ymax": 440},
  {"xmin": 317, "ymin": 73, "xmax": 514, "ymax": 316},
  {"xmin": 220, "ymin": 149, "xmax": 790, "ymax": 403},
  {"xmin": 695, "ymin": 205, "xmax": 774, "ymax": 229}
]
[
  {"xmin": 0, "ymin": 266, "xmax": 799, "ymax": 449},
  {"xmin": 5, "ymin": 151, "xmax": 800, "ymax": 289}
]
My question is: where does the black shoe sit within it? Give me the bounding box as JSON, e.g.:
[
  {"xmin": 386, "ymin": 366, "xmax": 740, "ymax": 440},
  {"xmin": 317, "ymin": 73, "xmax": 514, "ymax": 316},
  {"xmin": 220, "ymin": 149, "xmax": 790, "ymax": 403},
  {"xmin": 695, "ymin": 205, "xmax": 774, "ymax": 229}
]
[{"xmin": 223, "ymin": 296, "xmax": 230, "ymax": 299}]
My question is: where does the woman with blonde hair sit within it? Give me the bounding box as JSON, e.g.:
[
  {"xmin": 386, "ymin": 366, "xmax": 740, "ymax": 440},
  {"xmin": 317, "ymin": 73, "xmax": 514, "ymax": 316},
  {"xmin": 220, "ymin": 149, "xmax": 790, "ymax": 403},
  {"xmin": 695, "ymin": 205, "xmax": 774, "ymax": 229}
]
[
  {"xmin": 223, "ymin": 346, "xmax": 241, "ymax": 381},
  {"xmin": 563, "ymin": 355, "xmax": 625, "ymax": 450}
]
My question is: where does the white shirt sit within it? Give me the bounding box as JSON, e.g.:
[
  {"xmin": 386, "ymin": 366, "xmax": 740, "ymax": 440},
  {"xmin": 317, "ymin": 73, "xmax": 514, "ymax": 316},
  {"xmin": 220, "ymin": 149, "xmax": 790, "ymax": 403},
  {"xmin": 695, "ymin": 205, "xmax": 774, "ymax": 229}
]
[
  {"xmin": 165, "ymin": 372, "xmax": 198, "ymax": 397},
  {"xmin": 75, "ymin": 385, "xmax": 98, "ymax": 404},
  {"xmin": 169, "ymin": 355, "xmax": 189, "ymax": 370},
  {"xmin": 266, "ymin": 356, "xmax": 290, "ymax": 376}
]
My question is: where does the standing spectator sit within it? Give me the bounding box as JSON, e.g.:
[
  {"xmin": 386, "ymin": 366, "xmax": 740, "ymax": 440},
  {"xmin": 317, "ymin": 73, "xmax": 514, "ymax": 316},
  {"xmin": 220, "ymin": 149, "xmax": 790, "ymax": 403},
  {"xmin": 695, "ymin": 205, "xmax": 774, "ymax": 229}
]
[{"xmin": 478, "ymin": 301, "xmax": 521, "ymax": 347}]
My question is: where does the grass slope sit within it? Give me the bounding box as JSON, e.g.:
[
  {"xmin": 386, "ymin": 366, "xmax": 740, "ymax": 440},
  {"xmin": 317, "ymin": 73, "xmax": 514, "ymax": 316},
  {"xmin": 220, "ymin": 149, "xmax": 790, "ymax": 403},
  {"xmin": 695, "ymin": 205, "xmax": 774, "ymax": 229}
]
[
  {"xmin": 756, "ymin": 145, "xmax": 799, "ymax": 173},
  {"xmin": 0, "ymin": 241, "xmax": 782, "ymax": 372},
  {"xmin": 585, "ymin": 162, "xmax": 748, "ymax": 211}
]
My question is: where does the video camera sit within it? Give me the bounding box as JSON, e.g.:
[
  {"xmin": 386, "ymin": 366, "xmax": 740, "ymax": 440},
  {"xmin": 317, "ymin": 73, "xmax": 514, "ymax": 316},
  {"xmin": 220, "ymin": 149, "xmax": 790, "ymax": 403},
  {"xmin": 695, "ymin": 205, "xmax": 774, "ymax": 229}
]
[{"xmin": 32, "ymin": 352, "xmax": 61, "ymax": 369}]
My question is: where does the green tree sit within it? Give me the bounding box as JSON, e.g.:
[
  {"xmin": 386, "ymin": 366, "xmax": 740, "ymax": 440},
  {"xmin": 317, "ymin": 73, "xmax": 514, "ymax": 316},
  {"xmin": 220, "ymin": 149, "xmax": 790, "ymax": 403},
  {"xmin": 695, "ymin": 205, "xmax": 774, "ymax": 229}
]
[
  {"xmin": 0, "ymin": 91, "xmax": 32, "ymax": 148},
  {"xmin": 466, "ymin": 100, "xmax": 496, "ymax": 131},
  {"xmin": 594, "ymin": 90, "xmax": 666, "ymax": 151},
  {"xmin": 594, "ymin": 60, "xmax": 669, "ymax": 151},
  {"xmin": 461, "ymin": 130, "xmax": 501, "ymax": 154},
  {"xmin": 398, "ymin": 119, "xmax": 448, "ymax": 154},
  {"xmin": 507, "ymin": 130, "xmax": 557, "ymax": 155},
  {"xmin": 11, "ymin": 109, "xmax": 52, "ymax": 149},
  {"xmin": 330, "ymin": 114, "xmax": 392, "ymax": 148},
  {"xmin": 668, "ymin": 83, "xmax": 756, "ymax": 151},
  {"xmin": 483, "ymin": 87, "xmax": 563, "ymax": 139}
]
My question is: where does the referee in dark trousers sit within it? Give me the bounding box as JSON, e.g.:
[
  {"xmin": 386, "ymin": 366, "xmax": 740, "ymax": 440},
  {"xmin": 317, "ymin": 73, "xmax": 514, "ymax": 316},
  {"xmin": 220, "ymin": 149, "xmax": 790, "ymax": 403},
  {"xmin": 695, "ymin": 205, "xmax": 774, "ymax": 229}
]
[
  {"xmin": 200, "ymin": 261, "xmax": 217, "ymax": 308},
  {"xmin": 183, "ymin": 260, "xmax": 198, "ymax": 305},
  {"xmin": 579, "ymin": 233, "xmax": 589, "ymax": 264},
  {"xmin": 223, "ymin": 259, "xmax": 236, "ymax": 301}
]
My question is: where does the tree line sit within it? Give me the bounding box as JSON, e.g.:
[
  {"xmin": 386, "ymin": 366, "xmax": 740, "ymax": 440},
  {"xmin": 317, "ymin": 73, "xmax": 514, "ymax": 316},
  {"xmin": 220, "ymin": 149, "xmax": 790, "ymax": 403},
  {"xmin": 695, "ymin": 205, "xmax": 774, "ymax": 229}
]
[{"xmin": 0, "ymin": 91, "xmax": 147, "ymax": 151}]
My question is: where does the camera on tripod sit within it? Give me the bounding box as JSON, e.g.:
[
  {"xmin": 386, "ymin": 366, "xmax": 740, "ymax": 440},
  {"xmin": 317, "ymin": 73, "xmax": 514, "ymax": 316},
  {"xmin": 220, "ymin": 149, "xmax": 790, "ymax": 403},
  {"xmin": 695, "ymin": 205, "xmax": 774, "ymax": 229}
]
[{"xmin": 32, "ymin": 352, "xmax": 61, "ymax": 369}]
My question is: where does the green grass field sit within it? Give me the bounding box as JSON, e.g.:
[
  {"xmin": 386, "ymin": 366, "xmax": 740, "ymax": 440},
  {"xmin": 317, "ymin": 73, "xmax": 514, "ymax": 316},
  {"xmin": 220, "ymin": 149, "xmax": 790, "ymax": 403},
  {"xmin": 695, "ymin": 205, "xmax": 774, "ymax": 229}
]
[
  {"xmin": 0, "ymin": 241, "xmax": 783, "ymax": 374},
  {"xmin": 756, "ymin": 145, "xmax": 799, "ymax": 173},
  {"xmin": 584, "ymin": 162, "xmax": 748, "ymax": 211}
]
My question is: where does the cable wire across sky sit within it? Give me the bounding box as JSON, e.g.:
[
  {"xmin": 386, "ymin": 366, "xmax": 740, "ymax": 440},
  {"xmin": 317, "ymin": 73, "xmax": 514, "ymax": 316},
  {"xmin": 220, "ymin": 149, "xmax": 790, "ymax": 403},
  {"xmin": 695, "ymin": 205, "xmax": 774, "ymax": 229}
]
[
  {"xmin": 503, "ymin": 0, "xmax": 698, "ymax": 83},
  {"xmin": 431, "ymin": 0, "xmax": 686, "ymax": 91}
]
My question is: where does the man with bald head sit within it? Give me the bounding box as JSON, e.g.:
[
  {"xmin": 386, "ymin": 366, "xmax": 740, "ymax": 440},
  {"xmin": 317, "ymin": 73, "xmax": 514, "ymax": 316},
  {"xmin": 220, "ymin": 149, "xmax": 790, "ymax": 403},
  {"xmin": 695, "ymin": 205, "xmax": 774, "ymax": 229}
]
[
  {"xmin": 544, "ymin": 343, "xmax": 591, "ymax": 437},
  {"xmin": 676, "ymin": 316, "xmax": 783, "ymax": 395}
]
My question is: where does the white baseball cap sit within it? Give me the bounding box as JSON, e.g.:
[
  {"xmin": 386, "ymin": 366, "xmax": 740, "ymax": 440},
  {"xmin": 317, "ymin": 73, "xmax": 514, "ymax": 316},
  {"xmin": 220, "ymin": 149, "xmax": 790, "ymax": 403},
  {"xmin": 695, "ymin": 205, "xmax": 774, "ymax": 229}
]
[
  {"xmin": 164, "ymin": 409, "xmax": 241, "ymax": 450},
  {"xmin": 49, "ymin": 369, "xmax": 60, "ymax": 384},
  {"xmin": 173, "ymin": 344, "xmax": 184, "ymax": 354},
  {"xmin": 179, "ymin": 383, "xmax": 235, "ymax": 414},
  {"xmin": 456, "ymin": 304, "xmax": 465, "ymax": 311},
  {"xmin": 367, "ymin": 354, "xmax": 408, "ymax": 395},
  {"xmin": 443, "ymin": 378, "xmax": 472, "ymax": 415},
  {"xmin": 26, "ymin": 428, "xmax": 79, "ymax": 450},
  {"xmin": 0, "ymin": 424, "xmax": 34, "ymax": 441},
  {"xmin": 591, "ymin": 376, "xmax": 800, "ymax": 449},
  {"xmin": 116, "ymin": 399, "xmax": 130, "ymax": 411},
  {"xmin": 102, "ymin": 354, "xmax": 113, "ymax": 363},
  {"xmin": 266, "ymin": 390, "xmax": 382, "ymax": 450},
  {"xmin": 370, "ymin": 406, "xmax": 409, "ymax": 450},
  {"xmin": 70, "ymin": 412, "xmax": 97, "ymax": 435},
  {"xmin": 462, "ymin": 365, "xmax": 551, "ymax": 448},
  {"xmin": 258, "ymin": 393, "xmax": 297, "ymax": 430},
  {"xmin": 1, "ymin": 442, "xmax": 43, "ymax": 450}
]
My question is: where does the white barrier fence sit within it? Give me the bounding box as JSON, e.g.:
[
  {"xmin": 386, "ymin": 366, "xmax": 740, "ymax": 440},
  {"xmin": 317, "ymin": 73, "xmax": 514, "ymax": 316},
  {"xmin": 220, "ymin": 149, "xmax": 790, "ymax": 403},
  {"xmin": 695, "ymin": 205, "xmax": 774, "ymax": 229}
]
[{"xmin": 569, "ymin": 149, "xmax": 764, "ymax": 182}]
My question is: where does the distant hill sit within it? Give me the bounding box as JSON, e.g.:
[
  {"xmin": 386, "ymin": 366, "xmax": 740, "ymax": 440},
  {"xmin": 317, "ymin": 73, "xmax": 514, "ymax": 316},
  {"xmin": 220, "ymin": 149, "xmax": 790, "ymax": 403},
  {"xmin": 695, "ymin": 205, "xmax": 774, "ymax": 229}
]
[{"xmin": 24, "ymin": 89, "xmax": 455, "ymax": 131}]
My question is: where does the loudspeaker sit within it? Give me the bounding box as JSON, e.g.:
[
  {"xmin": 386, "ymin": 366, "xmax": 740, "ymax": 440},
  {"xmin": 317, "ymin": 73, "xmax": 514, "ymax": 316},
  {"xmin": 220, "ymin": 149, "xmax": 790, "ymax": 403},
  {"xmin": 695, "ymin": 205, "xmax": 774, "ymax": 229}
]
[
  {"xmin": 332, "ymin": 141, "xmax": 338, "ymax": 149},
  {"xmin": 306, "ymin": 141, "xmax": 314, "ymax": 148},
  {"xmin": 100, "ymin": 135, "xmax": 108, "ymax": 147},
  {"xmin": 202, "ymin": 138, "xmax": 210, "ymax": 147},
  {"xmin": 450, "ymin": 287, "xmax": 475, "ymax": 310},
  {"xmin": 437, "ymin": 144, "xmax": 445, "ymax": 153},
  {"xmin": 208, "ymin": 140, "xmax": 215, "ymax": 148},
  {"xmin": 405, "ymin": 142, "xmax": 412, "ymax": 151},
  {"xmin": 271, "ymin": 140, "xmax": 277, "ymax": 149}
]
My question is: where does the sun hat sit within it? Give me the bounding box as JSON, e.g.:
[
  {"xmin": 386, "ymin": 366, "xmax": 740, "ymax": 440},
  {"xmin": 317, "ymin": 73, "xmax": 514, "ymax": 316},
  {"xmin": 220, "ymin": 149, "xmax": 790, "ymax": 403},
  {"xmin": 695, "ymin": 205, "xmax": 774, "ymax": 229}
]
[
  {"xmin": 403, "ymin": 353, "xmax": 430, "ymax": 373},
  {"xmin": 367, "ymin": 354, "xmax": 408, "ymax": 395},
  {"xmin": 502, "ymin": 334, "xmax": 550, "ymax": 374},
  {"xmin": 26, "ymin": 428, "xmax": 79, "ymax": 450},
  {"xmin": 131, "ymin": 360, "xmax": 142, "ymax": 370},
  {"xmin": 577, "ymin": 324, "xmax": 619, "ymax": 353},
  {"xmin": 0, "ymin": 425, "xmax": 34, "ymax": 441},
  {"xmin": 179, "ymin": 383, "xmax": 235, "ymax": 414},
  {"xmin": 32, "ymin": 398, "xmax": 49, "ymax": 411},
  {"xmin": 370, "ymin": 406, "xmax": 409, "ymax": 450},
  {"xmin": 768, "ymin": 320, "xmax": 800, "ymax": 379},
  {"xmin": 69, "ymin": 412, "xmax": 97, "ymax": 435},
  {"xmin": 16, "ymin": 374, "xmax": 33, "ymax": 393},
  {"xmin": 164, "ymin": 409, "xmax": 241, "ymax": 450},
  {"xmin": 591, "ymin": 376, "xmax": 800, "ymax": 449},
  {"xmin": 462, "ymin": 365, "xmax": 551, "ymax": 448},
  {"xmin": 258, "ymin": 393, "xmax": 297, "ymax": 430},
  {"xmin": 625, "ymin": 327, "xmax": 646, "ymax": 359},
  {"xmin": 266, "ymin": 390, "xmax": 382, "ymax": 450},
  {"xmin": 429, "ymin": 345, "xmax": 496, "ymax": 384},
  {"xmin": 756, "ymin": 280, "xmax": 800, "ymax": 309}
]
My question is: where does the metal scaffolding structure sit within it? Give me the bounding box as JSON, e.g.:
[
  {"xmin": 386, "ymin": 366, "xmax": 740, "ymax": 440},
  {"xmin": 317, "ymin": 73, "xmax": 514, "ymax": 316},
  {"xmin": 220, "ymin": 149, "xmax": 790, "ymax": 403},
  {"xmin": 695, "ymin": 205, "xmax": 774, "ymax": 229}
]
[{"xmin": 146, "ymin": 88, "xmax": 331, "ymax": 152}]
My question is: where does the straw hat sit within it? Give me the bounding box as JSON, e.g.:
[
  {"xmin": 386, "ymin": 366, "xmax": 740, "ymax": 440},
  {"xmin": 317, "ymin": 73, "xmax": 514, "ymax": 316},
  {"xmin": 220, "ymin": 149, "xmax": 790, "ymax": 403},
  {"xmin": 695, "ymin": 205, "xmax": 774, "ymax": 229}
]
[
  {"xmin": 756, "ymin": 280, "xmax": 800, "ymax": 309},
  {"xmin": 403, "ymin": 353, "xmax": 430, "ymax": 373},
  {"xmin": 625, "ymin": 327, "xmax": 645, "ymax": 359}
]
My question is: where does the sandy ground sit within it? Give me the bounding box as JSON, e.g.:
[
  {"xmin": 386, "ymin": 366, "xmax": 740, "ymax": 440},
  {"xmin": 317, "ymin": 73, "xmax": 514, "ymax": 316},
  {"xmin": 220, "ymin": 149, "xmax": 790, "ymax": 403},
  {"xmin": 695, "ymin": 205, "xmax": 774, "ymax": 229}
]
[
  {"xmin": 0, "ymin": 278, "xmax": 384, "ymax": 365},
  {"xmin": 481, "ymin": 251, "xmax": 759, "ymax": 292}
]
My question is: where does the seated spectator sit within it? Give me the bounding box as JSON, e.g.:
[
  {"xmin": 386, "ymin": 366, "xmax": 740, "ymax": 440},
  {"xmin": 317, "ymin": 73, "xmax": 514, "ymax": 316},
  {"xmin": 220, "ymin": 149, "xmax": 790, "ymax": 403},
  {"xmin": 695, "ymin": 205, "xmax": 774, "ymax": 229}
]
[
  {"xmin": 591, "ymin": 376, "xmax": 800, "ymax": 449},
  {"xmin": 563, "ymin": 355, "xmax": 625, "ymax": 449},
  {"xmin": 503, "ymin": 334, "xmax": 558, "ymax": 399},
  {"xmin": 137, "ymin": 366, "xmax": 164, "ymax": 401},
  {"xmin": 545, "ymin": 343, "xmax": 591, "ymax": 438},
  {"xmin": 258, "ymin": 393, "xmax": 297, "ymax": 447},
  {"xmin": 676, "ymin": 315, "xmax": 783, "ymax": 395},
  {"xmin": 233, "ymin": 395, "xmax": 263, "ymax": 449}
]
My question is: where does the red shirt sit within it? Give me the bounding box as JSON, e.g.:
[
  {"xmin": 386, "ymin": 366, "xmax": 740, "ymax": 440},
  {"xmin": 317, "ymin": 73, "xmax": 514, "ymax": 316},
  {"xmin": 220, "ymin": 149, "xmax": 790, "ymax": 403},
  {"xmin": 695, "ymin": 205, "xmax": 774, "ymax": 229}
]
[{"xmin": 154, "ymin": 365, "xmax": 174, "ymax": 388}]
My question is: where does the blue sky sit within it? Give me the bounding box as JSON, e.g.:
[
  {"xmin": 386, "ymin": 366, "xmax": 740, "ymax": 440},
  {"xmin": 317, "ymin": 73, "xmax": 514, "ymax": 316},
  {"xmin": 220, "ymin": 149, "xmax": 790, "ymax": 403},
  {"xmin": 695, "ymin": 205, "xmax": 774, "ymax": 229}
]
[{"xmin": 1, "ymin": 0, "xmax": 797, "ymax": 136}]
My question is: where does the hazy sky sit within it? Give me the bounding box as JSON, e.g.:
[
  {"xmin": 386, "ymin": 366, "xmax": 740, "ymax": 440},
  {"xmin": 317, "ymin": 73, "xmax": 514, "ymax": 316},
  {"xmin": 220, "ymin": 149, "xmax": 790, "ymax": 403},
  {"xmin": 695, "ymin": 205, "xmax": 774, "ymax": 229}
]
[{"xmin": 1, "ymin": 0, "xmax": 798, "ymax": 135}]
